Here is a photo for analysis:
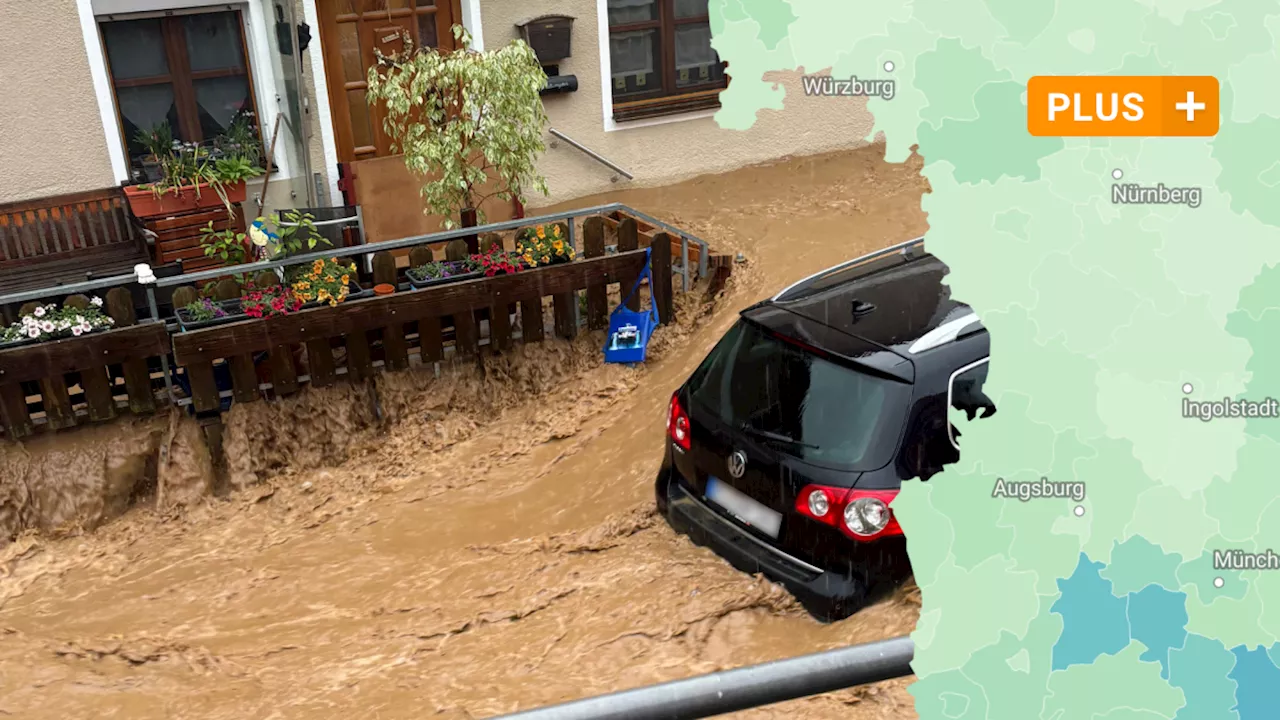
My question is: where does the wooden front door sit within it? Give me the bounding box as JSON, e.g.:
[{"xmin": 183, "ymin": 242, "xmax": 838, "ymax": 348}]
[{"xmin": 317, "ymin": 0, "xmax": 462, "ymax": 163}]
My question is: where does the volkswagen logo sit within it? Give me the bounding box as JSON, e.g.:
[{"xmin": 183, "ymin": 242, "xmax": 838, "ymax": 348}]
[{"xmin": 727, "ymin": 450, "xmax": 747, "ymax": 479}]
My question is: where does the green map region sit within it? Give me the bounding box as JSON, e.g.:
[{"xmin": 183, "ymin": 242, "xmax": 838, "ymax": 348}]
[{"xmin": 711, "ymin": 0, "xmax": 1280, "ymax": 716}]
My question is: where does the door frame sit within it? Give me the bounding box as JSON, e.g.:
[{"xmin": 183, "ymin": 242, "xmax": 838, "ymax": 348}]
[
  {"xmin": 304, "ymin": 0, "xmax": 479, "ymax": 205},
  {"xmin": 314, "ymin": 0, "xmax": 464, "ymax": 165}
]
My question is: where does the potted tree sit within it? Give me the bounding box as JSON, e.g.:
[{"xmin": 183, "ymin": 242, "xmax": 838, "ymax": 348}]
[{"xmin": 365, "ymin": 25, "xmax": 549, "ymax": 253}]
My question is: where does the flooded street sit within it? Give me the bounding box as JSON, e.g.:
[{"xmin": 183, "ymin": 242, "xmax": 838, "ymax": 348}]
[{"xmin": 0, "ymin": 145, "xmax": 930, "ymax": 719}]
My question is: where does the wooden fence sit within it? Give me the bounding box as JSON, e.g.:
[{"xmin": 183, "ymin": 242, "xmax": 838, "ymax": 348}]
[{"xmin": 0, "ymin": 216, "xmax": 676, "ymax": 441}]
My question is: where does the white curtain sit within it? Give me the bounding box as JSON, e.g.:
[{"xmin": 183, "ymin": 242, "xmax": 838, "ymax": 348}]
[
  {"xmin": 607, "ymin": 0, "xmax": 655, "ymax": 25},
  {"xmin": 674, "ymin": 24, "xmax": 716, "ymax": 69},
  {"xmin": 610, "ymin": 30, "xmax": 654, "ymax": 78}
]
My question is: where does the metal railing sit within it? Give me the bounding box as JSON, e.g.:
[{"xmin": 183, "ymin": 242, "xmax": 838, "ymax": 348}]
[
  {"xmin": 0, "ymin": 204, "xmax": 711, "ymax": 310},
  {"xmin": 488, "ymin": 636, "xmax": 914, "ymax": 720},
  {"xmin": 549, "ymin": 129, "xmax": 635, "ymax": 182}
]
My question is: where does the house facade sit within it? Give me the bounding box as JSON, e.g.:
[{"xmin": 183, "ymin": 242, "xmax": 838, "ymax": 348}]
[{"xmin": 2, "ymin": 0, "xmax": 874, "ymax": 222}]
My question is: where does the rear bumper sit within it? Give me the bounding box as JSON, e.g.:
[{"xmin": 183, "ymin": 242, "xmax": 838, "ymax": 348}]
[{"xmin": 657, "ymin": 467, "xmax": 866, "ymax": 619}]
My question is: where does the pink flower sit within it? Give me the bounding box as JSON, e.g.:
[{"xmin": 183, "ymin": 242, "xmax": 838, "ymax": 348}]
[{"xmin": 72, "ymin": 326, "xmax": 83, "ymax": 337}]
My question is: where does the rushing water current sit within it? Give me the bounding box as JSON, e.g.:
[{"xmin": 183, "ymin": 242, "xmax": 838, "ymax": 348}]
[{"xmin": 0, "ymin": 146, "xmax": 930, "ymax": 719}]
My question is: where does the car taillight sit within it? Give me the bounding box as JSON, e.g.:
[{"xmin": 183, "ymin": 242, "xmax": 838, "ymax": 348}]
[
  {"xmin": 668, "ymin": 393, "xmax": 691, "ymax": 450},
  {"xmin": 795, "ymin": 485, "xmax": 902, "ymax": 541}
]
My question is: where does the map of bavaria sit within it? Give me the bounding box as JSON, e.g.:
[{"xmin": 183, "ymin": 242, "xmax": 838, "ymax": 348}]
[{"xmin": 709, "ymin": 0, "xmax": 1280, "ymax": 716}]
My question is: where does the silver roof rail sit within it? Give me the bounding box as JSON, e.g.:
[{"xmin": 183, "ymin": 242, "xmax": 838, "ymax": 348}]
[
  {"xmin": 771, "ymin": 235, "xmax": 925, "ymax": 302},
  {"xmin": 908, "ymin": 311, "xmax": 982, "ymax": 354}
]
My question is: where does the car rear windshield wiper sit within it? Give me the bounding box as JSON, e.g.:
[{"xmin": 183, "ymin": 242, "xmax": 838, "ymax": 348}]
[{"xmin": 740, "ymin": 425, "xmax": 820, "ymax": 449}]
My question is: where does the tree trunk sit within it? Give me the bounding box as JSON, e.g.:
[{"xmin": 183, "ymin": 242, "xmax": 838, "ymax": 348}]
[{"xmin": 461, "ymin": 206, "xmax": 479, "ymax": 254}]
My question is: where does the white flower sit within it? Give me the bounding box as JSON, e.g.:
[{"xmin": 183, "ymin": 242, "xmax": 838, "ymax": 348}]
[
  {"xmin": 33, "ymin": 306, "xmax": 45, "ymax": 318},
  {"xmin": 74, "ymin": 316, "xmax": 84, "ymax": 325},
  {"xmin": 72, "ymin": 326, "xmax": 83, "ymax": 337},
  {"xmin": 57, "ymin": 320, "xmax": 70, "ymax": 330},
  {"xmin": 39, "ymin": 321, "xmax": 54, "ymax": 333},
  {"xmin": 91, "ymin": 297, "xmax": 103, "ymax": 307},
  {"xmin": 26, "ymin": 327, "xmax": 39, "ymax": 338},
  {"xmin": 21, "ymin": 315, "xmax": 35, "ymax": 327},
  {"xmin": 80, "ymin": 322, "xmax": 92, "ymax": 333}
]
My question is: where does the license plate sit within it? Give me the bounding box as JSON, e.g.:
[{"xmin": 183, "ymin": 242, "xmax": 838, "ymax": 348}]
[{"xmin": 706, "ymin": 477, "xmax": 782, "ymax": 539}]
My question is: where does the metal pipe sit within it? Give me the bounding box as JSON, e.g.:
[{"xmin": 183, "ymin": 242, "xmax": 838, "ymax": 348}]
[
  {"xmin": 277, "ymin": 215, "xmax": 360, "ymax": 228},
  {"xmin": 488, "ymin": 636, "xmax": 914, "ymax": 720},
  {"xmin": 145, "ymin": 286, "xmax": 176, "ymax": 405},
  {"xmin": 549, "ymin": 129, "xmax": 635, "ymax": 180},
  {"xmin": 680, "ymin": 237, "xmax": 690, "ymax": 293},
  {"xmin": 0, "ymin": 271, "xmax": 138, "ymax": 307}
]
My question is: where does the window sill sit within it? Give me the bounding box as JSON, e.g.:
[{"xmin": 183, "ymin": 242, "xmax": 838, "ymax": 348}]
[{"xmin": 612, "ymin": 89, "xmax": 724, "ymax": 123}]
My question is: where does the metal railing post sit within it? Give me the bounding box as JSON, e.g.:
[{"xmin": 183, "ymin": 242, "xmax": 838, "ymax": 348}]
[
  {"xmin": 143, "ymin": 279, "xmax": 176, "ymax": 406},
  {"xmin": 568, "ymin": 213, "xmax": 580, "ymax": 327},
  {"xmin": 680, "ymin": 237, "xmax": 690, "ymax": 293}
]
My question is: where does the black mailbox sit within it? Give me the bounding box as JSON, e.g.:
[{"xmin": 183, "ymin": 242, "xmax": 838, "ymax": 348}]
[{"xmin": 518, "ymin": 15, "xmax": 574, "ymax": 65}]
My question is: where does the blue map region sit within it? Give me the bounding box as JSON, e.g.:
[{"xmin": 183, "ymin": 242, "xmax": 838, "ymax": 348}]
[
  {"xmin": 1051, "ymin": 548, "xmax": 1280, "ymax": 716},
  {"xmin": 1127, "ymin": 585, "xmax": 1189, "ymax": 679},
  {"xmin": 1050, "ymin": 553, "xmax": 1130, "ymax": 670},
  {"xmin": 1228, "ymin": 645, "xmax": 1280, "ymax": 719}
]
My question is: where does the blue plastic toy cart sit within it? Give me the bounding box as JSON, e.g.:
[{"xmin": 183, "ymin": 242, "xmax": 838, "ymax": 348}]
[{"xmin": 604, "ymin": 247, "xmax": 660, "ymax": 364}]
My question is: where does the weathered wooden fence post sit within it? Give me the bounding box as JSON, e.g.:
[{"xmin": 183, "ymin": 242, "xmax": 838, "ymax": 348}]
[
  {"xmin": 583, "ymin": 217, "xmax": 609, "ymax": 330},
  {"xmin": 18, "ymin": 301, "xmax": 75, "ymax": 430},
  {"xmin": 650, "ymin": 233, "xmax": 675, "ymax": 325},
  {"xmin": 105, "ymin": 286, "xmax": 156, "ymax": 414},
  {"xmin": 409, "ymin": 245, "xmax": 443, "ymax": 364},
  {"xmin": 64, "ymin": 293, "xmax": 115, "ymax": 422},
  {"xmin": 617, "ymin": 218, "xmax": 641, "ymax": 312},
  {"xmin": 253, "ymin": 270, "xmax": 300, "ymax": 396},
  {"xmin": 372, "ymin": 251, "xmax": 409, "ymax": 370},
  {"xmin": 215, "ymin": 278, "xmax": 260, "ymax": 402},
  {"xmin": 171, "ymin": 286, "xmax": 219, "ymax": 414},
  {"xmin": 552, "ymin": 222, "xmax": 578, "ymax": 340}
]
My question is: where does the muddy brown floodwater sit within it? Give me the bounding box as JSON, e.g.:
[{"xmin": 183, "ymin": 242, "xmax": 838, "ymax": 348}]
[{"xmin": 0, "ymin": 144, "xmax": 930, "ymax": 719}]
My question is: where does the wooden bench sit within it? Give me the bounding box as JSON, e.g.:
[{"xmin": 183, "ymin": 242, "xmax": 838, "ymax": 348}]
[{"xmin": 0, "ymin": 187, "xmax": 150, "ymax": 295}]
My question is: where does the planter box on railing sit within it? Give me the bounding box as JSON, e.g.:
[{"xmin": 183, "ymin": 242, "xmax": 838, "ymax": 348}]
[
  {"xmin": 175, "ymin": 299, "xmax": 244, "ymax": 332},
  {"xmin": 125, "ymin": 180, "xmax": 247, "ymax": 219},
  {"xmin": 406, "ymin": 265, "xmax": 483, "ymax": 289}
]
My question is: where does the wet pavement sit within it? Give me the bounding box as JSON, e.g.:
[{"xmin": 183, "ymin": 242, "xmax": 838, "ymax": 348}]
[{"xmin": 0, "ymin": 145, "xmax": 930, "ymax": 719}]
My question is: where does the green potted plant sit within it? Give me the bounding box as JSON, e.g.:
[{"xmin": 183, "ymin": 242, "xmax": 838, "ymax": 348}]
[
  {"xmin": 125, "ymin": 113, "xmax": 265, "ymax": 219},
  {"xmin": 516, "ymin": 223, "xmax": 575, "ymax": 267},
  {"xmin": 365, "ymin": 25, "xmax": 549, "ymax": 252},
  {"xmin": 175, "ymin": 296, "xmax": 236, "ymax": 331},
  {"xmin": 290, "ymin": 257, "xmax": 361, "ymax": 307},
  {"xmin": 133, "ymin": 121, "xmax": 173, "ymax": 183}
]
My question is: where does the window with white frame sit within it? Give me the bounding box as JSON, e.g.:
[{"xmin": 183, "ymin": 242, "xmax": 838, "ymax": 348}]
[{"xmin": 99, "ymin": 9, "xmax": 262, "ymax": 179}]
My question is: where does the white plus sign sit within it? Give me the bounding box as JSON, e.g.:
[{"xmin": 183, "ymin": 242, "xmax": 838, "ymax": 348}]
[{"xmin": 1175, "ymin": 91, "xmax": 1205, "ymax": 122}]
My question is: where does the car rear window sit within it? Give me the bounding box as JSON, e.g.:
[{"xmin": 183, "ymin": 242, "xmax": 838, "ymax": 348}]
[{"xmin": 685, "ymin": 319, "xmax": 911, "ymax": 470}]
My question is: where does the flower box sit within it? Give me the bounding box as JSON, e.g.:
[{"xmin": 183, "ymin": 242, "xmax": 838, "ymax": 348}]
[
  {"xmin": 407, "ymin": 268, "xmax": 483, "ymax": 289},
  {"xmin": 301, "ymin": 280, "xmax": 364, "ymax": 308},
  {"xmin": 406, "ymin": 259, "xmax": 483, "ymax": 289},
  {"xmin": 124, "ymin": 180, "xmax": 247, "ymax": 219},
  {"xmin": 175, "ymin": 298, "xmax": 244, "ymax": 332}
]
